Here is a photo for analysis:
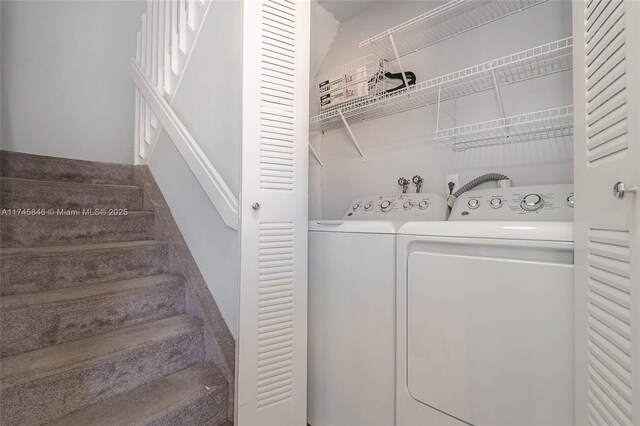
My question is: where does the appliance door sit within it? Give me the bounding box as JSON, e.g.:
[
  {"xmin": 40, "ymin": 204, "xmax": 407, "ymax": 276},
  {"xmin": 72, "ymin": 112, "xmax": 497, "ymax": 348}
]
[
  {"xmin": 406, "ymin": 237, "xmax": 574, "ymax": 426},
  {"xmin": 308, "ymin": 230, "xmax": 396, "ymax": 426}
]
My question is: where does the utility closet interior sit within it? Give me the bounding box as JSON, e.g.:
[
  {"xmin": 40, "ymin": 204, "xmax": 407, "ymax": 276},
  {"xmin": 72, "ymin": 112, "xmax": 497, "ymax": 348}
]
[{"xmin": 308, "ymin": 0, "xmax": 573, "ymax": 219}]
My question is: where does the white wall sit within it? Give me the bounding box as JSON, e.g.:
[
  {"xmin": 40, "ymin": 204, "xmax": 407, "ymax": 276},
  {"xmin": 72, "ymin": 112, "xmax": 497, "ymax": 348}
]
[
  {"xmin": 311, "ymin": 0, "xmax": 573, "ymax": 219},
  {"xmin": 148, "ymin": 1, "xmax": 242, "ymax": 337},
  {"xmin": 1, "ymin": 0, "xmax": 145, "ymax": 163}
]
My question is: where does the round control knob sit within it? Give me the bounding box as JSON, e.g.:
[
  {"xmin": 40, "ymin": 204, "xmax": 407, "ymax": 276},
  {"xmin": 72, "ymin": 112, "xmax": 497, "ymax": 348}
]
[
  {"xmin": 521, "ymin": 194, "xmax": 544, "ymax": 211},
  {"xmin": 490, "ymin": 198, "xmax": 503, "ymax": 209},
  {"xmin": 418, "ymin": 200, "xmax": 428, "ymax": 210},
  {"xmin": 468, "ymin": 199, "xmax": 480, "ymax": 209},
  {"xmin": 567, "ymin": 194, "xmax": 574, "ymax": 208},
  {"xmin": 381, "ymin": 200, "xmax": 393, "ymax": 212},
  {"xmin": 402, "ymin": 201, "xmax": 413, "ymax": 210},
  {"xmin": 364, "ymin": 203, "xmax": 373, "ymax": 211},
  {"xmin": 352, "ymin": 203, "xmax": 361, "ymax": 211}
]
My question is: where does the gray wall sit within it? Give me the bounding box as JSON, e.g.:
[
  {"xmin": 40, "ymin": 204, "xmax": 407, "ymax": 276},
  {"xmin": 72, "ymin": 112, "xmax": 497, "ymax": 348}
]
[
  {"xmin": 1, "ymin": 0, "xmax": 145, "ymax": 163},
  {"xmin": 311, "ymin": 1, "xmax": 573, "ymax": 219},
  {"xmin": 148, "ymin": 0, "xmax": 242, "ymax": 337}
]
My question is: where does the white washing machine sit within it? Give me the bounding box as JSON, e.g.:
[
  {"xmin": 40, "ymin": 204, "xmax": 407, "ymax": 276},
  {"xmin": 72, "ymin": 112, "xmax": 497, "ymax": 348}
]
[
  {"xmin": 396, "ymin": 184, "xmax": 575, "ymax": 426},
  {"xmin": 308, "ymin": 193, "xmax": 448, "ymax": 426}
]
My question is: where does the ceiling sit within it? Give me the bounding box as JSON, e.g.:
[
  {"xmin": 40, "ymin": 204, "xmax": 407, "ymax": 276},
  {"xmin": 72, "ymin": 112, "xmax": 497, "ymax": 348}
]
[{"xmin": 317, "ymin": 0, "xmax": 379, "ymax": 23}]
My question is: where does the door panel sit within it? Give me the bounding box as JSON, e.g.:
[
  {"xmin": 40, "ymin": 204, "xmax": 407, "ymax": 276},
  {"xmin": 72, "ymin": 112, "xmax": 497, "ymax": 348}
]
[
  {"xmin": 574, "ymin": 1, "xmax": 640, "ymax": 425},
  {"xmin": 237, "ymin": 0, "xmax": 310, "ymax": 424},
  {"xmin": 407, "ymin": 252, "xmax": 574, "ymax": 426}
]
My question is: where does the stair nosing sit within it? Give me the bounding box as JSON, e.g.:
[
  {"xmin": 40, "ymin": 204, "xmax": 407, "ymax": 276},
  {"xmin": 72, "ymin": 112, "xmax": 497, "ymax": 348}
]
[
  {"xmin": 48, "ymin": 364, "xmax": 227, "ymax": 426},
  {"xmin": 0, "ymin": 314, "xmax": 202, "ymax": 386},
  {"xmin": 0, "ymin": 176, "xmax": 143, "ymax": 190},
  {"xmin": 0, "ymin": 240, "xmax": 165, "ymax": 257},
  {"xmin": 0, "ymin": 274, "xmax": 183, "ymax": 310}
]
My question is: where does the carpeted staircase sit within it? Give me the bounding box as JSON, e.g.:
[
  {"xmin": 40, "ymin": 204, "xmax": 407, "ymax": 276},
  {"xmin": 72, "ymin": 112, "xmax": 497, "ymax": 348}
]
[{"xmin": 0, "ymin": 151, "xmax": 233, "ymax": 425}]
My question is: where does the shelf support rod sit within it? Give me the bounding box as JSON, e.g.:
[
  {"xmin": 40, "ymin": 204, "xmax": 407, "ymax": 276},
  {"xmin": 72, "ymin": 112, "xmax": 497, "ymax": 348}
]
[
  {"xmin": 491, "ymin": 68, "xmax": 510, "ymax": 135},
  {"xmin": 491, "ymin": 68, "xmax": 506, "ymax": 118},
  {"xmin": 388, "ymin": 34, "xmax": 410, "ymax": 92},
  {"xmin": 309, "ymin": 143, "xmax": 324, "ymax": 169},
  {"xmin": 436, "ymin": 84, "xmax": 442, "ymax": 131},
  {"xmin": 338, "ymin": 109, "xmax": 366, "ymax": 161}
]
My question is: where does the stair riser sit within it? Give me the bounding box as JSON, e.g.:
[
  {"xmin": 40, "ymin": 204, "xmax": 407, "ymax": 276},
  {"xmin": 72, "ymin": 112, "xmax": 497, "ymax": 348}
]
[
  {"xmin": 0, "ymin": 213, "xmax": 155, "ymax": 247},
  {"xmin": 0, "ymin": 150, "xmax": 135, "ymax": 185},
  {"xmin": 0, "ymin": 329, "xmax": 204, "ymax": 425},
  {"xmin": 147, "ymin": 385, "xmax": 229, "ymax": 426},
  {"xmin": 1, "ymin": 244, "xmax": 168, "ymax": 296},
  {"xmin": 0, "ymin": 179, "xmax": 143, "ymax": 210},
  {"xmin": 1, "ymin": 282, "xmax": 185, "ymax": 357}
]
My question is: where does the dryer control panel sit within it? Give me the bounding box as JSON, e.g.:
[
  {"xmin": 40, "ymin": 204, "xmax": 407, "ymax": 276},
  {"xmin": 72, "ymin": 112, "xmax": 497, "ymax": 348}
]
[
  {"xmin": 450, "ymin": 184, "xmax": 574, "ymax": 221},
  {"xmin": 342, "ymin": 193, "xmax": 448, "ymax": 221}
]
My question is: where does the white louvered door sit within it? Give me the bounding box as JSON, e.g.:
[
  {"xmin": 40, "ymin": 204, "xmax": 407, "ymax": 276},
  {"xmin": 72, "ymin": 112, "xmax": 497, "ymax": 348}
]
[
  {"xmin": 237, "ymin": 0, "xmax": 310, "ymax": 425},
  {"xmin": 573, "ymin": 1, "xmax": 640, "ymax": 425}
]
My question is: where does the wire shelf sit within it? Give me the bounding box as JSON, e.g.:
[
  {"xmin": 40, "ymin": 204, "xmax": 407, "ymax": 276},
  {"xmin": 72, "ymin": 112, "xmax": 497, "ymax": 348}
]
[
  {"xmin": 360, "ymin": 0, "xmax": 547, "ymax": 60},
  {"xmin": 310, "ymin": 38, "xmax": 573, "ymax": 133},
  {"xmin": 434, "ymin": 105, "xmax": 574, "ymax": 151}
]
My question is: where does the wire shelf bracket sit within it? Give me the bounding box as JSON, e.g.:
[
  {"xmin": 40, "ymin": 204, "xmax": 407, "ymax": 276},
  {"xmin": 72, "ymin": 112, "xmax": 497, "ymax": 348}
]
[
  {"xmin": 309, "ymin": 143, "xmax": 324, "ymax": 168},
  {"xmin": 388, "ymin": 34, "xmax": 410, "ymax": 91},
  {"xmin": 338, "ymin": 109, "xmax": 366, "ymax": 161},
  {"xmin": 434, "ymin": 105, "xmax": 574, "ymax": 151}
]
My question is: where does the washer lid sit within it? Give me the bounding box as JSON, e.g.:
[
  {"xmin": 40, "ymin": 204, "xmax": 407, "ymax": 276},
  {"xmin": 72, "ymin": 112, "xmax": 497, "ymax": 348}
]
[
  {"xmin": 398, "ymin": 221, "xmax": 573, "ymax": 242},
  {"xmin": 309, "ymin": 220, "xmax": 402, "ymax": 234}
]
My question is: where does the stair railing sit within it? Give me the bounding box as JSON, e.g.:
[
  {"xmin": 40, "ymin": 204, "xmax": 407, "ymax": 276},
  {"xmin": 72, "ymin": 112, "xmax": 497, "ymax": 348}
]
[{"xmin": 132, "ymin": 0, "xmax": 239, "ymax": 230}]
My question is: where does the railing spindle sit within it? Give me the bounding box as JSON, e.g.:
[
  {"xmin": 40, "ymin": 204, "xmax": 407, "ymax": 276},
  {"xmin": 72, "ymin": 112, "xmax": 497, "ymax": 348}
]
[
  {"xmin": 145, "ymin": 1, "xmax": 153, "ymax": 77},
  {"xmin": 178, "ymin": 0, "xmax": 186, "ymax": 53},
  {"xmin": 150, "ymin": 0, "xmax": 158, "ymax": 86},
  {"xmin": 163, "ymin": 0, "xmax": 172, "ymax": 95},
  {"xmin": 170, "ymin": 0, "xmax": 178, "ymax": 73}
]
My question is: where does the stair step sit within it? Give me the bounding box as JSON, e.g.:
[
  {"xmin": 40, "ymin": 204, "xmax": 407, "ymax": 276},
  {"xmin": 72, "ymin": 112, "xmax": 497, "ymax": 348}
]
[
  {"xmin": 1, "ymin": 240, "xmax": 168, "ymax": 296},
  {"xmin": 0, "ymin": 150, "xmax": 135, "ymax": 185},
  {"xmin": 0, "ymin": 177, "xmax": 143, "ymax": 210},
  {"xmin": 1, "ymin": 275, "xmax": 185, "ymax": 357},
  {"xmin": 0, "ymin": 315, "xmax": 204, "ymax": 425},
  {"xmin": 0, "ymin": 211, "xmax": 155, "ymax": 247},
  {"xmin": 49, "ymin": 364, "xmax": 229, "ymax": 426}
]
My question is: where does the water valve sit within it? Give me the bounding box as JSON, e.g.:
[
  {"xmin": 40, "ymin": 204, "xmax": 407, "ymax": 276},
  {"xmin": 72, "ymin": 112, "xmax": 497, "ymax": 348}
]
[
  {"xmin": 398, "ymin": 177, "xmax": 410, "ymax": 194},
  {"xmin": 412, "ymin": 175, "xmax": 424, "ymax": 193}
]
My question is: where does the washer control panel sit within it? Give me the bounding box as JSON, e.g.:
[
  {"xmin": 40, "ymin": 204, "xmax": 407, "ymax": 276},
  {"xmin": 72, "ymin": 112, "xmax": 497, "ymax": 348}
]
[
  {"xmin": 450, "ymin": 184, "xmax": 574, "ymax": 221},
  {"xmin": 342, "ymin": 193, "xmax": 448, "ymax": 221}
]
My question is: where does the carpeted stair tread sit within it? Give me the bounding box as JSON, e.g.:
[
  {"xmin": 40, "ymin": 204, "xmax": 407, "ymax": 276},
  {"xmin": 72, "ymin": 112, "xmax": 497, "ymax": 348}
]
[
  {"xmin": 0, "ymin": 176, "xmax": 143, "ymax": 210},
  {"xmin": 0, "ymin": 211, "xmax": 155, "ymax": 247},
  {"xmin": 0, "ymin": 315, "xmax": 204, "ymax": 425},
  {"xmin": 0, "ymin": 239, "xmax": 163, "ymax": 257},
  {"xmin": 49, "ymin": 364, "xmax": 229, "ymax": 426},
  {"xmin": 0, "ymin": 240, "xmax": 168, "ymax": 295},
  {"xmin": 1, "ymin": 314, "xmax": 202, "ymax": 385},
  {"xmin": 0, "ymin": 150, "xmax": 135, "ymax": 185},
  {"xmin": 1, "ymin": 273, "xmax": 182, "ymax": 310},
  {"xmin": 1, "ymin": 274, "xmax": 186, "ymax": 357}
]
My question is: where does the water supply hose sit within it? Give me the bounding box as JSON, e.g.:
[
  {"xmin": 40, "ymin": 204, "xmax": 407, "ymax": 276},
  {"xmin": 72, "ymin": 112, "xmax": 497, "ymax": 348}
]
[{"xmin": 447, "ymin": 173, "xmax": 510, "ymax": 208}]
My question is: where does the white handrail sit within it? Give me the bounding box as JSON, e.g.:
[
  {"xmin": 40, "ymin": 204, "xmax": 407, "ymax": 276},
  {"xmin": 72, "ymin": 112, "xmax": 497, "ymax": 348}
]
[
  {"xmin": 132, "ymin": 0, "xmax": 239, "ymax": 230},
  {"xmin": 132, "ymin": 62, "xmax": 239, "ymax": 230}
]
